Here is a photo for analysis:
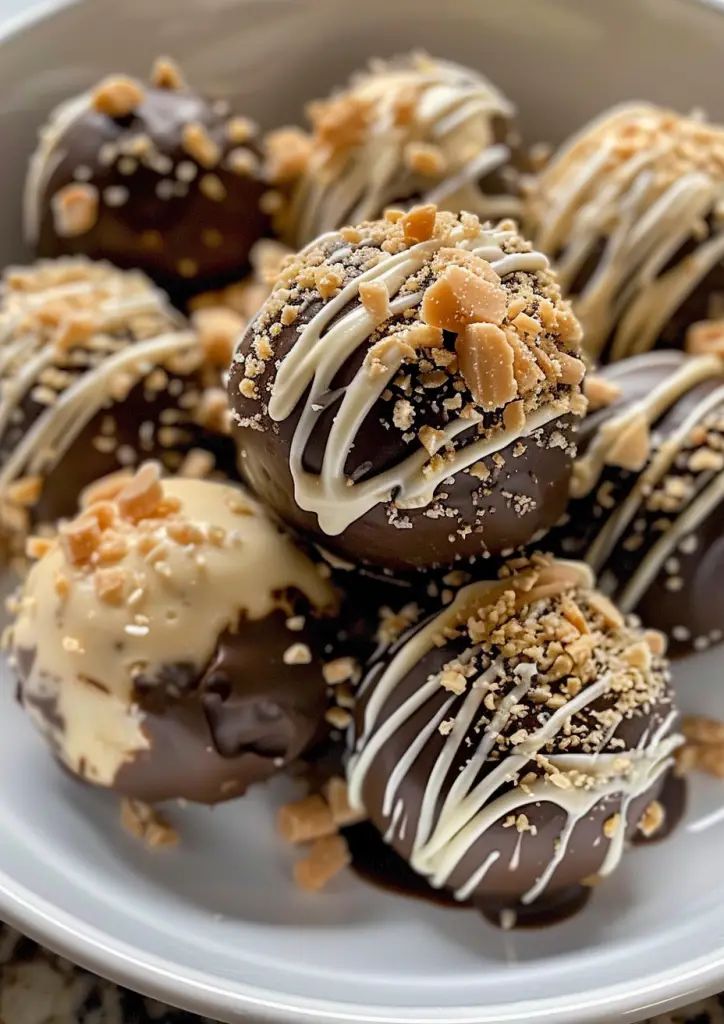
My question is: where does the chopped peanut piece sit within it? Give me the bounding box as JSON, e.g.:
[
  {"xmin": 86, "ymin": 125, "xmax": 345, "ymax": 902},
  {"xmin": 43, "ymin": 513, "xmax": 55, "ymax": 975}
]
[
  {"xmin": 192, "ymin": 306, "xmax": 244, "ymax": 367},
  {"xmin": 265, "ymin": 127, "xmax": 313, "ymax": 183},
  {"xmin": 401, "ymin": 203, "xmax": 437, "ymax": 244},
  {"xmin": 686, "ymin": 319, "xmax": 724, "ymax": 357},
  {"xmin": 322, "ymin": 777, "xmax": 366, "ymax": 827},
  {"xmin": 6, "ymin": 476, "xmax": 42, "ymax": 507},
  {"xmin": 94, "ymin": 567, "xmax": 127, "ymax": 605},
  {"xmin": 293, "ymin": 834, "xmax": 351, "ymax": 892},
  {"xmin": 91, "ymin": 75, "xmax": 145, "ymax": 117},
  {"xmin": 150, "ymin": 56, "xmax": 185, "ymax": 90},
  {"xmin": 422, "ymin": 264, "xmax": 507, "ymax": 332},
  {"xmin": 51, "ymin": 184, "xmax": 99, "ymax": 238},
  {"xmin": 60, "ymin": 516, "xmax": 102, "ymax": 566},
  {"xmin": 116, "ymin": 462, "xmax": 163, "ymax": 522},
  {"xmin": 182, "ymin": 122, "xmax": 221, "ymax": 168},
  {"xmin": 607, "ymin": 412, "xmax": 650, "ymax": 471},
  {"xmin": 358, "ymin": 280, "xmax": 391, "ymax": 324},
  {"xmin": 121, "ymin": 798, "xmax": 178, "ymax": 848},
  {"xmin": 278, "ymin": 795, "xmax": 336, "ymax": 843},
  {"xmin": 584, "ymin": 374, "xmax": 622, "ymax": 411},
  {"xmin": 638, "ymin": 800, "xmax": 665, "ymax": 838},
  {"xmin": 404, "ymin": 141, "xmax": 447, "ymax": 176},
  {"xmin": 456, "ymin": 323, "xmax": 517, "ymax": 412}
]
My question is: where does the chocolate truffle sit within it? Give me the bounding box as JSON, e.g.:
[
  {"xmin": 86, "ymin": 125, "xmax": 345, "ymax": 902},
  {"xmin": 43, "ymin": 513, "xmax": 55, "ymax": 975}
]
[
  {"xmin": 0, "ymin": 258, "xmax": 235, "ymax": 544},
  {"xmin": 558, "ymin": 349, "xmax": 724, "ymax": 656},
  {"xmin": 267, "ymin": 53, "xmax": 523, "ymax": 249},
  {"xmin": 347, "ymin": 556, "xmax": 680, "ymax": 918},
  {"xmin": 527, "ymin": 104, "xmax": 724, "ymax": 364},
  {"xmin": 229, "ymin": 206, "xmax": 586, "ymax": 571},
  {"xmin": 8, "ymin": 465, "xmax": 338, "ymax": 804},
  {"xmin": 24, "ymin": 58, "xmax": 269, "ymax": 301}
]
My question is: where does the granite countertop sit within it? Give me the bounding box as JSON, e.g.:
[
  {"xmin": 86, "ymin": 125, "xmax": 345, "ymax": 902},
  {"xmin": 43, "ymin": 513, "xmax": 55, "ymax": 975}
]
[{"xmin": 0, "ymin": 923, "xmax": 721, "ymax": 1024}]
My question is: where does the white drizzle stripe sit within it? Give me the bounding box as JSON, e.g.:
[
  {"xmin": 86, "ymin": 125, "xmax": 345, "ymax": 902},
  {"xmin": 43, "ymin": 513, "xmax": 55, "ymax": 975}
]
[
  {"xmin": 572, "ymin": 353, "xmax": 723, "ymax": 499},
  {"xmin": 0, "ymin": 331, "xmax": 196, "ymax": 490},
  {"xmin": 532, "ymin": 103, "xmax": 724, "ymax": 361},
  {"xmin": 348, "ymin": 561, "xmax": 678, "ymax": 905},
  {"xmin": 23, "ymin": 92, "xmax": 93, "ymax": 244},
  {"xmin": 618, "ymin": 471, "xmax": 724, "ymax": 611},
  {"xmin": 268, "ymin": 224, "xmax": 560, "ymax": 536},
  {"xmin": 285, "ymin": 58, "xmax": 515, "ymax": 247},
  {"xmin": 586, "ymin": 383, "xmax": 724, "ymax": 571}
]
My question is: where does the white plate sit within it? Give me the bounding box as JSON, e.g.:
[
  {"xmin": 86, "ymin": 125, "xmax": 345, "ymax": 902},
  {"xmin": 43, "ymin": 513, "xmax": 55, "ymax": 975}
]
[{"xmin": 1, "ymin": 1, "xmax": 724, "ymax": 1022}]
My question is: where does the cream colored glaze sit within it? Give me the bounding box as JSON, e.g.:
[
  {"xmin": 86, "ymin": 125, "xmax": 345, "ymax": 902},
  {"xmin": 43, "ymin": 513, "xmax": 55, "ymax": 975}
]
[
  {"xmin": 347, "ymin": 560, "xmax": 679, "ymax": 904},
  {"xmin": 285, "ymin": 55, "xmax": 517, "ymax": 247},
  {"xmin": 9, "ymin": 477, "xmax": 336, "ymax": 787}
]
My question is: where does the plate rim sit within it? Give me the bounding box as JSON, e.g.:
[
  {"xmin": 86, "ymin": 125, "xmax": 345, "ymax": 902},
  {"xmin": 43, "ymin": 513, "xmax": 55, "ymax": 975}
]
[
  {"xmin": 2, "ymin": 1, "xmax": 724, "ymax": 1022},
  {"xmin": 1, "ymin": 864, "xmax": 724, "ymax": 1024}
]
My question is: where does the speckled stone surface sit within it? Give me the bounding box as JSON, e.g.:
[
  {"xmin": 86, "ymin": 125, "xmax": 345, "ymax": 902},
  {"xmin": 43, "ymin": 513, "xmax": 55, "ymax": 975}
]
[{"xmin": 0, "ymin": 923, "xmax": 721, "ymax": 1024}]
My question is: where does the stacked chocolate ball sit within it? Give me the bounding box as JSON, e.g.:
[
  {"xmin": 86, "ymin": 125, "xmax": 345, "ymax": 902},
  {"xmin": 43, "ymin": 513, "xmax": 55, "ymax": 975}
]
[{"xmin": 3, "ymin": 50, "xmax": 722, "ymax": 922}]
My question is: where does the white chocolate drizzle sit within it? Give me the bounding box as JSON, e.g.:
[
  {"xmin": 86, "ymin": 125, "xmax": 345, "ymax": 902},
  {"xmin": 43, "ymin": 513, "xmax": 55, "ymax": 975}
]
[
  {"xmin": 530, "ymin": 104, "xmax": 724, "ymax": 361},
  {"xmin": 575, "ymin": 352, "xmax": 724, "ymax": 622},
  {"xmin": 283, "ymin": 54, "xmax": 518, "ymax": 247},
  {"xmin": 0, "ymin": 260, "xmax": 198, "ymax": 511},
  {"xmin": 348, "ymin": 560, "xmax": 679, "ymax": 905},
  {"xmin": 267, "ymin": 223, "xmax": 565, "ymax": 536},
  {"xmin": 9, "ymin": 477, "xmax": 336, "ymax": 786}
]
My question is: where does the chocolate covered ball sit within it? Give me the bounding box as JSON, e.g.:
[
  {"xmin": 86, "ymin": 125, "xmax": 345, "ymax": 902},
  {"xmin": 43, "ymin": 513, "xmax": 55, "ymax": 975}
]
[
  {"xmin": 8, "ymin": 466, "xmax": 338, "ymax": 804},
  {"xmin": 0, "ymin": 257, "xmax": 236, "ymax": 546},
  {"xmin": 558, "ymin": 349, "xmax": 724, "ymax": 656},
  {"xmin": 25, "ymin": 59, "xmax": 269, "ymax": 302},
  {"xmin": 268, "ymin": 53, "xmax": 524, "ymax": 249},
  {"xmin": 347, "ymin": 556, "xmax": 680, "ymax": 918},
  {"xmin": 229, "ymin": 206, "xmax": 586, "ymax": 571},
  {"xmin": 527, "ymin": 104, "xmax": 724, "ymax": 364}
]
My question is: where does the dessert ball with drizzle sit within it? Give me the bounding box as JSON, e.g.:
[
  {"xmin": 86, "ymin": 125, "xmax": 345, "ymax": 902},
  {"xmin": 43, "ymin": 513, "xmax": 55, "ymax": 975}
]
[
  {"xmin": 229, "ymin": 205, "xmax": 586, "ymax": 571},
  {"xmin": 347, "ymin": 556, "xmax": 680, "ymax": 918},
  {"xmin": 527, "ymin": 104, "xmax": 724, "ymax": 364},
  {"xmin": 7, "ymin": 465, "xmax": 338, "ymax": 804},
  {"xmin": 267, "ymin": 53, "xmax": 524, "ymax": 249},
  {"xmin": 24, "ymin": 58, "xmax": 269, "ymax": 302},
  {"xmin": 558, "ymin": 348, "xmax": 724, "ymax": 656},
  {"xmin": 0, "ymin": 257, "xmax": 236, "ymax": 545}
]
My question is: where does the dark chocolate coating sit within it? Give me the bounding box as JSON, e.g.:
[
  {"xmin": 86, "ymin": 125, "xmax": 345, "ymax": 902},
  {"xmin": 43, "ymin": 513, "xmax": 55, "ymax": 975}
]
[
  {"xmin": 18, "ymin": 602, "xmax": 329, "ymax": 806},
  {"xmin": 231, "ymin": 297, "xmax": 576, "ymax": 571},
  {"xmin": 33, "ymin": 86, "xmax": 269, "ymax": 303},
  {"xmin": 0, "ymin": 370, "xmax": 237, "ymax": 531},
  {"xmin": 557, "ymin": 351, "xmax": 724, "ymax": 655},
  {"xmin": 354, "ymin": 615, "xmax": 676, "ymax": 905}
]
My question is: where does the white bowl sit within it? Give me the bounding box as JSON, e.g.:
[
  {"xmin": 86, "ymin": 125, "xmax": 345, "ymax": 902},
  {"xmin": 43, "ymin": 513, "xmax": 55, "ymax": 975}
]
[{"xmin": 1, "ymin": 1, "xmax": 724, "ymax": 1022}]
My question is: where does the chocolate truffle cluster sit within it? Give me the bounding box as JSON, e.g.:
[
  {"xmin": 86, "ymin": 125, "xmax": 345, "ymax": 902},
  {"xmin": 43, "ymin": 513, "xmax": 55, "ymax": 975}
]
[
  {"xmin": 0, "ymin": 257, "xmax": 235, "ymax": 546},
  {"xmin": 527, "ymin": 104, "xmax": 724, "ymax": 363},
  {"xmin": 6, "ymin": 46, "xmax": 723, "ymax": 924},
  {"xmin": 8, "ymin": 465, "xmax": 337, "ymax": 804},
  {"xmin": 25, "ymin": 58, "xmax": 269, "ymax": 302},
  {"xmin": 267, "ymin": 53, "xmax": 524, "ymax": 248},
  {"xmin": 230, "ymin": 206, "xmax": 586, "ymax": 570},
  {"xmin": 348, "ymin": 556, "xmax": 678, "ymax": 915}
]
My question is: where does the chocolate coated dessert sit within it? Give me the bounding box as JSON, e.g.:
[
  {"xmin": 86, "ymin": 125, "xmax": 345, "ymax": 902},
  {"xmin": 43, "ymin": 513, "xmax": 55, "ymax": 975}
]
[
  {"xmin": 528, "ymin": 104, "xmax": 724, "ymax": 364},
  {"xmin": 558, "ymin": 350, "xmax": 724, "ymax": 655},
  {"xmin": 24, "ymin": 59, "xmax": 269, "ymax": 301},
  {"xmin": 347, "ymin": 556, "xmax": 680, "ymax": 919},
  {"xmin": 7, "ymin": 466, "xmax": 339, "ymax": 804},
  {"xmin": 0, "ymin": 258, "xmax": 237, "ymax": 545},
  {"xmin": 230, "ymin": 206, "xmax": 586, "ymax": 571},
  {"xmin": 267, "ymin": 52, "xmax": 524, "ymax": 249}
]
